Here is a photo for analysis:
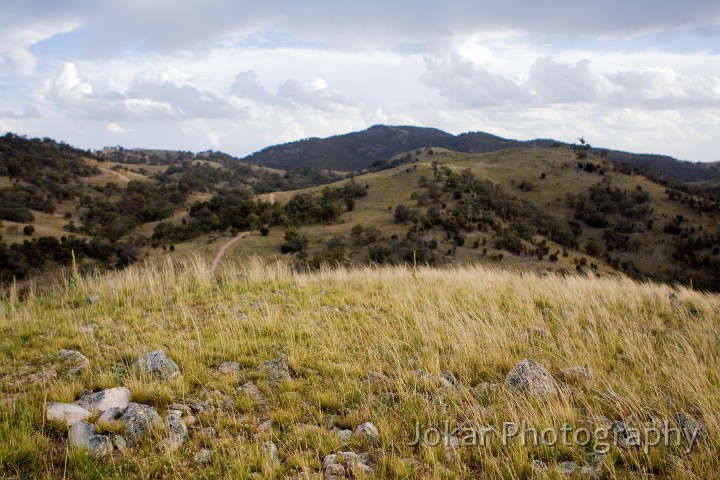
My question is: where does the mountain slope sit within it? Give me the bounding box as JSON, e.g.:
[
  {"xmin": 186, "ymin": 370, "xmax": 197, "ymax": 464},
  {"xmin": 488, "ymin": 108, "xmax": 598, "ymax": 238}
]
[{"xmin": 242, "ymin": 125, "xmax": 720, "ymax": 183}]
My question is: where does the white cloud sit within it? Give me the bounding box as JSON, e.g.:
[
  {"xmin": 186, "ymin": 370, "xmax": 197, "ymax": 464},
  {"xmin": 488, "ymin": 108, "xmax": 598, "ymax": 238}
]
[{"xmin": 105, "ymin": 122, "xmax": 126, "ymax": 133}]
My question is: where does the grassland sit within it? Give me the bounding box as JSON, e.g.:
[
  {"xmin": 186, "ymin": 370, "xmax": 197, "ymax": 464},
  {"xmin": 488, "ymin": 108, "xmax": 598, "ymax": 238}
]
[{"xmin": 0, "ymin": 257, "xmax": 718, "ymax": 478}]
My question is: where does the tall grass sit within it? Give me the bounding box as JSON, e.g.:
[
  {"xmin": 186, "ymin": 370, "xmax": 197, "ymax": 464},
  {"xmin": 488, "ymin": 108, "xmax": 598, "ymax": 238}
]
[{"xmin": 0, "ymin": 255, "xmax": 718, "ymax": 478}]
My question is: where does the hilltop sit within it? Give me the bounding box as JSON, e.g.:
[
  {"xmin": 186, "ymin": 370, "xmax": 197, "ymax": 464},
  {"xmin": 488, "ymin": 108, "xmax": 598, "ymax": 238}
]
[{"xmin": 0, "ymin": 258, "xmax": 718, "ymax": 478}]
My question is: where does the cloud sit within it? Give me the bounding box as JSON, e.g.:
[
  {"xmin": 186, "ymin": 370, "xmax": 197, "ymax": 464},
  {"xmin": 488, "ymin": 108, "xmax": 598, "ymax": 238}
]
[
  {"xmin": 105, "ymin": 122, "xmax": 126, "ymax": 133},
  {"xmin": 278, "ymin": 78, "xmax": 357, "ymax": 111},
  {"xmin": 527, "ymin": 57, "xmax": 600, "ymax": 103},
  {"xmin": 1, "ymin": 105, "xmax": 42, "ymax": 119}
]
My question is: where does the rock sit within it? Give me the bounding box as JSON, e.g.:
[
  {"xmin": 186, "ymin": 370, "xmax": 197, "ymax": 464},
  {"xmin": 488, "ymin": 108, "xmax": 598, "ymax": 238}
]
[
  {"xmin": 412, "ymin": 370, "xmax": 454, "ymax": 389},
  {"xmin": 257, "ymin": 354, "xmax": 293, "ymax": 384},
  {"xmin": 504, "ymin": 359, "xmax": 557, "ymax": 396},
  {"xmin": 46, "ymin": 402, "xmax": 91, "ymax": 426},
  {"xmin": 75, "ymin": 386, "xmax": 131, "ymax": 414},
  {"xmin": 194, "ymin": 449, "xmax": 212, "ymax": 464},
  {"xmin": 672, "ymin": 411, "xmax": 705, "ymax": 439},
  {"xmin": 323, "ymin": 451, "xmax": 372, "ymax": 478},
  {"xmin": 28, "ymin": 368, "xmax": 57, "ymax": 383},
  {"xmin": 324, "ymin": 462, "xmax": 346, "ymax": 478},
  {"xmin": 169, "ymin": 403, "xmax": 192, "ymax": 415},
  {"xmin": 163, "ymin": 413, "xmax": 188, "ymax": 451},
  {"xmin": 58, "ymin": 349, "xmax": 90, "ymax": 374},
  {"xmin": 79, "ymin": 323, "xmax": 99, "ymax": 334},
  {"xmin": 118, "ymin": 403, "xmax": 161, "ymax": 446},
  {"xmin": 69, "ymin": 421, "xmax": 113, "ymax": 457},
  {"xmin": 98, "ymin": 407, "xmax": 124, "ymax": 423},
  {"xmin": 218, "ymin": 361, "xmax": 240, "ymax": 374},
  {"xmin": 136, "ymin": 349, "xmax": 180, "ymax": 380},
  {"xmin": 366, "ymin": 371, "xmax": 393, "ymax": 389},
  {"xmin": 531, "ymin": 459, "xmax": 547, "ymax": 472},
  {"xmin": 199, "ymin": 427, "xmax": 216, "ymax": 438},
  {"xmin": 258, "ymin": 419, "xmax": 273, "ymax": 431},
  {"xmin": 354, "ymin": 422, "xmax": 379, "ymax": 443},
  {"xmin": 238, "ymin": 382, "xmax": 267, "ymax": 404},
  {"xmin": 558, "ymin": 461, "xmax": 576, "ymax": 474},
  {"xmin": 261, "ymin": 441, "xmax": 279, "ymax": 463},
  {"xmin": 112, "ymin": 435, "xmax": 127, "ymax": 451},
  {"xmin": 520, "ymin": 326, "xmax": 548, "ymax": 340},
  {"xmin": 333, "ymin": 428, "xmax": 352, "ymax": 441},
  {"xmin": 557, "ymin": 365, "xmax": 594, "ymax": 385},
  {"xmin": 86, "ymin": 294, "xmax": 100, "ymax": 305},
  {"xmin": 441, "ymin": 371, "xmax": 460, "ymax": 388},
  {"xmin": 184, "ymin": 415, "xmax": 197, "ymax": 426},
  {"xmin": 471, "ymin": 382, "xmax": 501, "ymax": 399}
]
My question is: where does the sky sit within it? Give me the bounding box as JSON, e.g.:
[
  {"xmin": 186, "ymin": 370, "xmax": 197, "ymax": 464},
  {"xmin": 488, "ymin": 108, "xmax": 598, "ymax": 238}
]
[{"xmin": 1, "ymin": 1, "xmax": 719, "ymax": 162}]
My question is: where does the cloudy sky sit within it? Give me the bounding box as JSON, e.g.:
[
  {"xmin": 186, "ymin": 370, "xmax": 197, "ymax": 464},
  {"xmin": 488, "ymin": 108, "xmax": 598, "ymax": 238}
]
[{"xmin": 1, "ymin": 1, "xmax": 719, "ymax": 161}]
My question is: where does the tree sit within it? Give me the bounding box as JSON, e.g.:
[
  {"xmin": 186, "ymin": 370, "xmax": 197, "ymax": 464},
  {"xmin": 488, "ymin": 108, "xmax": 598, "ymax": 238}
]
[{"xmin": 23, "ymin": 225, "xmax": 35, "ymax": 236}]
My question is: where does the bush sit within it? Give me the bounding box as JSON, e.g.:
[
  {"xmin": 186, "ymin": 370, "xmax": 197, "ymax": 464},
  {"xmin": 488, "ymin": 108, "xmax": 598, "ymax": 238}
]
[{"xmin": 22, "ymin": 225, "xmax": 34, "ymax": 236}]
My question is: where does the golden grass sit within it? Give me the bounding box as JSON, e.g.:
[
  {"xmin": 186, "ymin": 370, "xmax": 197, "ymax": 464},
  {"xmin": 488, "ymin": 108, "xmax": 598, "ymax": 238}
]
[{"xmin": 0, "ymin": 256, "xmax": 718, "ymax": 478}]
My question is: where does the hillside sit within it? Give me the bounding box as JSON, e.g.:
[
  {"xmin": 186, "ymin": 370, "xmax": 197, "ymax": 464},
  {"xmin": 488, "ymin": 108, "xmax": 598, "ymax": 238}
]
[
  {"xmin": 242, "ymin": 125, "xmax": 720, "ymax": 184},
  {"xmin": 0, "ymin": 258, "xmax": 718, "ymax": 478}
]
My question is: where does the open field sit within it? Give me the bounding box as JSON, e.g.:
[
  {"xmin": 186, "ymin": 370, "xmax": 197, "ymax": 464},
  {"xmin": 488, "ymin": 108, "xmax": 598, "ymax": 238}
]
[{"xmin": 0, "ymin": 257, "xmax": 718, "ymax": 478}]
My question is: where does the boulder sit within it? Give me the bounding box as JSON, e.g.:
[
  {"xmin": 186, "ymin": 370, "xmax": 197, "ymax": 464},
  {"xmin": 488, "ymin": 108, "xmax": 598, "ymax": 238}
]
[
  {"xmin": 75, "ymin": 387, "xmax": 131, "ymax": 414},
  {"xmin": 68, "ymin": 421, "xmax": 113, "ymax": 458},
  {"xmin": 58, "ymin": 349, "xmax": 90, "ymax": 374},
  {"xmin": 136, "ymin": 349, "xmax": 180, "ymax": 380},
  {"xmin": 118, "ymin": 403, "xmax": 161, "ymax": 446},
  {"xmin": 46, "ymin": 402, "xmax": 91, "ymax": 426},
  {"xmin": 505, "ymin": 359, "xmax": 557, "ymax": 396}
]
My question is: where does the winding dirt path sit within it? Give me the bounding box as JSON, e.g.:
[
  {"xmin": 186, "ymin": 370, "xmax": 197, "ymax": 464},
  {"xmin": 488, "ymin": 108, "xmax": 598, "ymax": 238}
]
[{"xmin": 210, "ymin": 232, "xmax": 249, "ymax": 272}]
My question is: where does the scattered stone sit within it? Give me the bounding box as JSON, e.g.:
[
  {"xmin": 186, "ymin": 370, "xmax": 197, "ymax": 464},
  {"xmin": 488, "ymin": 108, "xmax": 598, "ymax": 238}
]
[
  {"xmin": 169, "ymin": 403, "xmax": 192, "ymax": 415},
  {"xmin": 504, "ymin": 359, "xmax": 557, "ymax": 396},
  {"xmin": 98, "ymin": 407, "xmax": 124, "ymax": 423},
  {"xmin": 75, "ymin": 386, "xmax": 131, "ymax": 414},
  {"xmin": 672, "ymin": 411, "xmax": 705, "ymax": 439},
  {"xmin": 412, "ymin": 370, "xmax": 454, "ymax": 389},
  {"xmin": 471, "ymin": 382, "xmax": 501, "ymax": 399},
  {"xmin": 184, "ymin": 415, "xmax": 197, "ymax": 426},
  {"xmin": 557, "ymin": 365, "xmax": 594, "ymax": 385},
  {"xmin": 46, "ymin": 402, "xmax": 91, "ymax": 427},
  {"xmin": 163, "ymin": 413, "xmax": 188, "ymax": 451},
  {"xmin": 136, "ymin": 349, "xmax": 180, "ymax": 380},
  {"xmin": 194, "ymin": 449, "xmax": 212, "ymax": 464},
  {"xmin": 58, "ymin": 349, "xmax": 90, "ymax": 374},
  {"xmin": 167, "ymin": 409, "xmax": 183, "ymax": 417},
  {"xmin": 323, "ymin": 451, "xmax": 372, "ymax": 479},
  {"xmin": 86, "ymin": 294, "xmax": 100, "ymax": 305},
  {"xmin": 118, "ymin": 403, "xmax": 161, "ymax": 446},
  {"xmin": 28, "ymin": 368, "xmax": 57, "ymax": 383},
  {"xmin": 558, "ymin": 461, "xmax": 576, "ymax": 474},
  {"xmin": 332, "ymin": 428, "xmax": 352, "ymax": 441},
  {"xmin": 69, "ymin": 421, "xmax": 113, "ymax": 457},
  {"xmin": 112, "ymin": 435, "xmax": 127, "ymax": 451},
  {"xmin": 258, "ymin": 419, "xmax": 274, "ymax": 431},
  {"xmin": 188, "ymin": 399, "xmax": 215, "ymax": 414},
  {"xmin": 531, "ymin": 459, "xmax": 547, "ymax": 472},
  {"xmin": 261, "ymin": 441, "xmax": 279, "ymax": 463},
  {"xmin": 520, "ymin": 326, "xmax": 548, "ymax": 340},
  {"xmin": 238, "ymin": 381, "xmax": 267, "ymax": 404},
  {"xmin": 441, "ymin": 370, "xmax": 460, "ymax": 388},
  {"xmin": 257, "ymin": 354, "xmax": 293, "ymax": 384},
  {"xmin": 218, "ymin": 361, "xmax": 240, "ymax": 374},
  {"xmin": 354, "ymin": 422, "xmax": 379, "ymax": 443},
  {"xmin": 199, "ymin": 427, "xmax": 216, "ymax": 438}
]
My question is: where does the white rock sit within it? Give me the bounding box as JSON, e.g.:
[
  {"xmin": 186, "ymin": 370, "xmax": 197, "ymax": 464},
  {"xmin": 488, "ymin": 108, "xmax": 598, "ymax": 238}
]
[
  {"xmin": 69, "ymin": 421, "xmax": 113, "ymax": 457},
  {"xmin": 46, "ymin": 402, "xmax": 91, "ymax": 426},
  {"xmin": 354, "ymin": 422, "xmax": 379, "ymax": 443},
  {"xmin": 75, "ymin": 387, "xmax": 131, "ymax": 414}
]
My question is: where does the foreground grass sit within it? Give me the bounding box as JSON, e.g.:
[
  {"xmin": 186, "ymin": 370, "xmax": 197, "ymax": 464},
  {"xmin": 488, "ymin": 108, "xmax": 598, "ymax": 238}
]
[{"xmin": 0, "ymin": 257, "xmax": 718, "ymax": 479}]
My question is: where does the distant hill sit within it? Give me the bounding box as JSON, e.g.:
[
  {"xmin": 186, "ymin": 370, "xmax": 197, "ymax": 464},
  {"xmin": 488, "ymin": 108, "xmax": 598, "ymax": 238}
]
[{"xmin": 242, "ymin": 125, "xmax": 720, "ymax": 183}]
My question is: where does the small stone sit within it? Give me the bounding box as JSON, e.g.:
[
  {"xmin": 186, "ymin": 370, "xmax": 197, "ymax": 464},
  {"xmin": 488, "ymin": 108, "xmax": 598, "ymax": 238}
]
[
  {"xmin": 46, "ymin": 402, "xmax": 91, "ymax": 427},
  {"xmin": 167, "ymin": 409, "xmax": 183, "ymax": 417},
  {"xmin": 169, "ymin": 403, "xmax": 192, "ymax": 415},
  {"xmin": 218, "ymin": 361, "xmax": 240, "ymax": 374},
  {"xmin": 86, "ymin": 294, "xmax": 100, "ymax": 305},
  {"xmin": 261, "ymin": 441, "xmax": 279, "ymax": 463},
  {"xmin": 558, "ymin": 461, "xmax": 576, "ymax": 474},
  {"xmin": 672, "ymin": 411, "xmax": 705, "ymax": 439},
  {"xmin": 258, "ymin": 419, "xmax": 273, "ymax": 431},
  {"xmin": 504, "ymin": 359, "xmax": 557, "ymax": 396},
  {"xmin": 441, "ymin": 371, "xmax": 460, "ymax": 388},
  {"xmin": 75, "ymin": 387, "xmax": 131, "ymax": 414},
  {"xmin": 194, "ymin": 449, "xmax": 212, "ymax": 464},
  {"xmin": 532, "ymin": 459, "xmax": 547, "ymax": 472},
  {"xmin": 238, "ymin": 382, "xmax": 267, "ymax": 404},
  {"xmin": 558, "ymin": 365, "xmax": 594, "ymax": 385},
  {"xmin": 324, "ymin": 462, "xmax": 346, "ymax": 477},
  {"xmin": 58, "ymin": 349, "xmax": 90, "ymax": 374},
  {"xmin": 118, "ymin": 403, "xmax": 161, "ymax": 446},
  {"xmin": 163, "ymin": 413, "xmax": 188, "ymax": 451},
  {"xmin": 335, "ymin": 428, "xmax": 352, "ymax": 441},
  {"xmin": 184, "ymin": 415, "xmax": 197, "ymax": 426},
  {"xmin": 257, "ymin": 354, "xmax": 293, "ymax": 384},
  {"xmin": 354, "ymin": 422, "xmax": 379, "ymax": 443},
  {"xmin": 98, "ymin": 407, "xmax": 124, "ymax": 423},
  {"xmin": 28, "ymin": 369, "xmax": 57, "ymax": 383},
  {"xmin": 136, "ymin": 349, "xmax": 180, "ymax": 380},
  {"xmin": 112, "ymin": 435, "xmax": 127, "ymax": 451},
  {"xmin": 69, "ymin": 421, "xmax": 113, "ymax": 458},
  {"xmin": 199, "ymin": 427, "xmax": 216, "ymax": 438}
]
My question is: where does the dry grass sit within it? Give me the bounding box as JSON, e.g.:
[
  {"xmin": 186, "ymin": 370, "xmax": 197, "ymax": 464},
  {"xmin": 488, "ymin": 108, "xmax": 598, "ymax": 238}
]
[{"xmin": 0, "ymin": 256, "xmax": 718, "ymax": 478}]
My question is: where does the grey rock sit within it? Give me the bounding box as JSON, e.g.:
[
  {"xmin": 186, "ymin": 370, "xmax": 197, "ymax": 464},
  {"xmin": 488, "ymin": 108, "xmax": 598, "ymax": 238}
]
[
  {"xmin": 257, "ymin": 354, "xmax": 293, "ymax": 384},
  {"xmin": 199, "ymin": 427, "xmax": 216, "ymax": 438},
  {"xmin": 238, "ymin": 382, "xmax": 267, "ymax": 404},
  {"xmin": 194, "ymin": 449, "xmax": 212, "ymax": 464},
  {"xmin": 69, "ymin": 421, "xmax": 113, "ymax": 458},
  {"xmin": 261, "ymin": 441, "xmax": 279, "ymax": 463},
  {"xmin": 118, "ymin": 403, "xmax": 161, "ymax": 446},
  {"xmin": 218, "ymin": 361, "xmax": 240, "ymax": 374},
  {"xmin": 163, "ymin": 413, "xmax": 188, "ymax": 451},
  {"xmin": 58, "ymin": 349, "xmax": 90, "ymax": 374},
  {"xmin": 333, "ymin": 428, "xmax": 352, "ymax": 441},
  {"xmin": 136, "ymin": 349, "xmax": 180, "ymax": 380},
  {"xmin": 558, "ymin": 461, "xmax": 576, "ymax": 474},
  {"xmin": 354, "ymin": 422, "xmax": 379, "ymax": 443},
  {"xmin": 86, "ymin": 294, "xmax": 100, "ymax": 305},
  {"xmin": 672, "ymin": 411, "xmax": 705, "ymax": 439},
  {"xmin": 558, "ymin": 365, "xmax": 594, "ymax": 385},
  {"xmin": 504, "ymin": 359, "xmax": 557, "ymax": 396},
  {"xmin": 258, "ymin": 419, "xmax": 273, "ymax": 431},
  {"xmin": 112, "ymin": 435, "xmax": 127, "ymax": 451},
  {"xmin": 441, "ymin": 370, "xmax": 460, "ymax": 388},
  {"xmin": 98, "ymin": 407, "xmax": 124, "ymax": 423},
  {"xmin": 75, "ymin": 387, "xmax": 131, "ymax": 414},
  {"xmin": 46, "ymin": 402, "xmax": 91, "ymax": 426}
]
